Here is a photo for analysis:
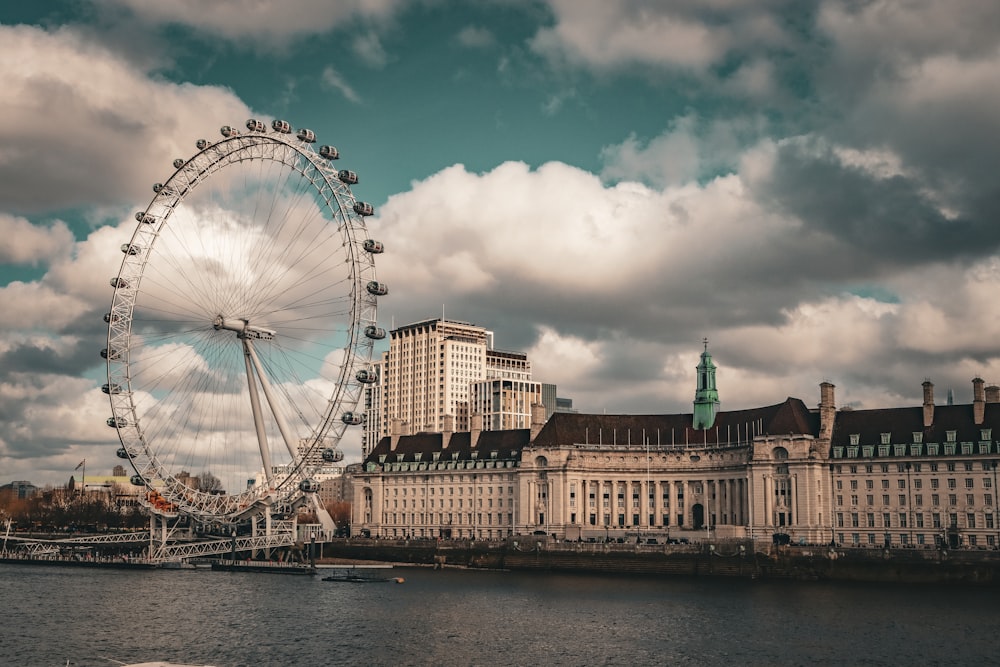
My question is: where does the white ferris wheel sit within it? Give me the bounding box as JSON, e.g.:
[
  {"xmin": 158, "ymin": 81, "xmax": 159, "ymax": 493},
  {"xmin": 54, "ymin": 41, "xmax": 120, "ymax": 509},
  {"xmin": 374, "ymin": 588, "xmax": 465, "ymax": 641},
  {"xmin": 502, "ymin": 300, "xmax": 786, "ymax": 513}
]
[{"xmin": 103, "ymin": 118, "xmax": 387, "ymax": 524}]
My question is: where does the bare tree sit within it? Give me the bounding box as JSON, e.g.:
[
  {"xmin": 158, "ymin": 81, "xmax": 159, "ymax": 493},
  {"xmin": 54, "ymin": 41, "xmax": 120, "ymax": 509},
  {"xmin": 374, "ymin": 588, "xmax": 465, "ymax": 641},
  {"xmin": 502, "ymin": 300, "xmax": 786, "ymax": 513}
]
[{"xmin": 197, "ymin": 471, "xmax": 223, "ymax": 493}]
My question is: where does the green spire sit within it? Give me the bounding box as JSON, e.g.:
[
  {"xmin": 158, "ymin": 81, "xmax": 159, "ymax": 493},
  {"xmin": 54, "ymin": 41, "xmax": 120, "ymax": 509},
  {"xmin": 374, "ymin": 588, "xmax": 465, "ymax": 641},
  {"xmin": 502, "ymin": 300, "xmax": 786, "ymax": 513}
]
[{"xmin": 693, "ymin": 338, "xmax": 720, "ymax": 430}]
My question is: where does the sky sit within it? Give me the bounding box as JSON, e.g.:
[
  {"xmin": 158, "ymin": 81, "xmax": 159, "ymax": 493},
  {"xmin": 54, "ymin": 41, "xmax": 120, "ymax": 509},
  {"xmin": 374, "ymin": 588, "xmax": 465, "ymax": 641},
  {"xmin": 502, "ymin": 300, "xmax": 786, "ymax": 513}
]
[{"xmin": 2, "ymin": 0, "xmax": 1000, "ymax": 486}]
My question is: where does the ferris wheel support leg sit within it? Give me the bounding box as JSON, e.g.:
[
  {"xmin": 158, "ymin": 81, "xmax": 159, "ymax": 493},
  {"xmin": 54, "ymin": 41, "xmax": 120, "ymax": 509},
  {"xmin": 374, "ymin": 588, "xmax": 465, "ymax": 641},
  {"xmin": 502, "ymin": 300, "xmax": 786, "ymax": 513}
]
[
  {"xmin": 243, "ymin": 340, "xmax": 275, "ymax": 487},
  {"xmin": 310, "ymin": 493, "xmax": 336, "ymax": 536},
  {"xmin": 244, "ymin": 337, "xmax": 299, "ymax": 460}
]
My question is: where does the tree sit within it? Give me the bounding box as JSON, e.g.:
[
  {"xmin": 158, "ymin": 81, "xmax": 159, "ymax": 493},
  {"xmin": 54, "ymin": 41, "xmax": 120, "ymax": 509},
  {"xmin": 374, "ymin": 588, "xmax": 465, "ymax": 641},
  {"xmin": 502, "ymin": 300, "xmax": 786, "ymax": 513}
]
[{"xmin": 197, "ymin": 471, "xmax": 223, "ymax": 493}]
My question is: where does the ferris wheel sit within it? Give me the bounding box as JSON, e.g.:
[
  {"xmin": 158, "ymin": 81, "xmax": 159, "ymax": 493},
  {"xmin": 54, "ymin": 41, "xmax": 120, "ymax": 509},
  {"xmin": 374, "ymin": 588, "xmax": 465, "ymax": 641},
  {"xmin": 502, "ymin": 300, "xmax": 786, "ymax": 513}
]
[{"xmin": 102, "ymin": 119, "xmax": 387, "ymax": 523}]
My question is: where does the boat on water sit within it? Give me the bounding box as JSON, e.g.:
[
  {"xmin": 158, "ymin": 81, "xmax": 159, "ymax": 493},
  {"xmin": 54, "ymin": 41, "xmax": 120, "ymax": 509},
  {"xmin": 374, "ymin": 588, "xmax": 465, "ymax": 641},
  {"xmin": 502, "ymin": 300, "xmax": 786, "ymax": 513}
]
[{"xmin": 322, "ymin": 569, "xmax": 404, "ymax": 584}]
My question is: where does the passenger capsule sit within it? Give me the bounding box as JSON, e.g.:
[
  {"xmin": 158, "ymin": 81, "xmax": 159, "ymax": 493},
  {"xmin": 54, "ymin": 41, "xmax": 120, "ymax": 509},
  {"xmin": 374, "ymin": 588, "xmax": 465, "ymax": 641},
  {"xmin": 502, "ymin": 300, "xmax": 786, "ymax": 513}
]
[
  {"xmin": 116, "ymin": 446, "xmax": 131, "ymax": 459},
  {"xmin": 246, "ymin": 118, "xmax": 266, "ymax": 133},
  {"xmin": 296, "ymin": 128, "xmax": 316, "ymax": 143},
  {"xmin": 135, "ymin": 212, "xmax": 156, "ymax": 224},
  {"xmin": 272, "ymin": 119, "xmax": 292, "ymax": 133},
  {"xmin": 338, "ymin": 169, "xmax": 358, "ymax": 185},
  {"xmin": 107, "ymin": 416, "xmax": 127, "ymax": 428},
  {"xmin": 363, "ymin": 239, "xmax": 384, "ymax": 254},
  {"xmin": 356, "ymin": 369, "xmax": 378, "ymax": 384},
  {"xmin": 173, "ymin": 158, "xmax": 186, "ymax": 169},
  {"xmin": 319, "ymin": 145, "xmax": 339, "ymax": 159},
  {"xmin": 341, "ymin": 412, "xmax": 364, "ymax": 425},
  {"xmin": 220, "ymin": 125, "xmax": 240, "ymax": 138},
  {"xmin": 153, "ymin": 183, "xmax": 176, "ymax": 196},
  {"xmin": 366, "ymin": 281, "xmax": 388, "ymax": 296},
  {"xmin": 299, "ymin": 479, "xmax": 320, "ymax": 493},
  {"xmin": 100, "ymin": 348, "xmax": 121, "ymax": 360},
  {"xmin": 103, "ymin": 312, "xmax": 117, "ymax": 324},
  {"xmin": 196, "ymin": 139, "xmax": 211, "ymax": 150},
  {"xmin": 322, "ymin": 448, "xmax": 344, "ymax": 463},
  {"xmin": 121, "ymin": 243, "xmax": 141, "ymax": 256},
  {"xmin": 130, "ymin": 475, "xmax": 146, "ymax": 487},
  {"xmin": 353, "ymin": 201, "xmax": 374, "ymax": 216},
  {"xmin": 364, "ymin": 325, "xmax": 386, "ymax": 340},
  {"xmin": 110, "ymin": 277, "xmax": 129, "ymax": 289},
  {"xmin": 102, "ymin": 383, "xmax": 122, "ymax": 395}
]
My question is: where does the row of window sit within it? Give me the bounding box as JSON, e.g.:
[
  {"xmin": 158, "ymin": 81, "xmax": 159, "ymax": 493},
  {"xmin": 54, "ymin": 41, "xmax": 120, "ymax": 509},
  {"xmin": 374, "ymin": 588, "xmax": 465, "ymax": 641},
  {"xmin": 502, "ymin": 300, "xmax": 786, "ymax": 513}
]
[
  {"xmin": 837, "ymin": 533, "xmax": 996, "ymax": 547},
  {"xmin": 836, "ymin": 493, "xmax": 993, "ymax": 507},
  {"xmin": 835, "ymin": 511, "xmax": 996, "ymax": 529},
  {"xmin": 837, "ymin": 477, "xmax": 993, "ymax": 490},
  {"xmin": 835, "ymin": 461, "xmax": 994, "ymax": 473}
]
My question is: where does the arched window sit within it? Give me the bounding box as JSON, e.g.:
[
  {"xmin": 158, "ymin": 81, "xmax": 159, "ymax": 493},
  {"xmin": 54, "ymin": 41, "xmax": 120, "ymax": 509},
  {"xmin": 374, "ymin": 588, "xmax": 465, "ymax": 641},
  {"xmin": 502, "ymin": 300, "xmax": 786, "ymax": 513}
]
[{"xmin": 772, "ymin": 447, "xmax": 789, "ymax": 460}]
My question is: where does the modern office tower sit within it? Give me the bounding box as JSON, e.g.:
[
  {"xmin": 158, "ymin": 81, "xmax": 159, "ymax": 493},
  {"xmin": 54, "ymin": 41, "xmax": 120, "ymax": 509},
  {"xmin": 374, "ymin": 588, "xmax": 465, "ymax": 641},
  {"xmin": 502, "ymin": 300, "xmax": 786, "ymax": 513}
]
[
  {"xmin": 471, "ymin": 378, "xmax": 544, "ymax": 431},
  {"xmin": 383, "ymin": 318, "xmax": 495, "ymax": 436}
]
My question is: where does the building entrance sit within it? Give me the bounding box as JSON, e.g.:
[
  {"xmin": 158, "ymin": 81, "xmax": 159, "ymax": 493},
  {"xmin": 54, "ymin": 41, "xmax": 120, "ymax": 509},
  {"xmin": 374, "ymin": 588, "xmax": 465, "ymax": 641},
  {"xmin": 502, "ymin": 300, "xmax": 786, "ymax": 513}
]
[{"xmin": 692, "ymin": 504, "xmax": 704, "ymax": 530}]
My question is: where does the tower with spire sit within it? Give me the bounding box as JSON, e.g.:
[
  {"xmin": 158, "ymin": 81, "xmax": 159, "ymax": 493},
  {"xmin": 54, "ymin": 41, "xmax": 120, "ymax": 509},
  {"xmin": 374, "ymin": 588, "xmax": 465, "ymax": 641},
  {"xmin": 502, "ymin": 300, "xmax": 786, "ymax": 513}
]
[{"xmin": 693, "ymin": 338, "xmax": 720, "ymax": 430}]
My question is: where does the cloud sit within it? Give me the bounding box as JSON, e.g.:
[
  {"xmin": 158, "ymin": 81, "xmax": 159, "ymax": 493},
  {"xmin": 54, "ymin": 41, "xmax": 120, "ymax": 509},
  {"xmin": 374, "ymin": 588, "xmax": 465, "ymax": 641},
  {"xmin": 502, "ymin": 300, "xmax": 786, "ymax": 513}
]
[
  {"xmin": 456, "ymin": 26, "xmax": 496, "ymax": 49},
  {"xmin": 0, "ymin": 215, "xmax": 74, "ymax": 266},
  {"xmin": 353, "ymin": 31, "xmax": 390, "ymax": 68},
  {"xmin": 530, "ymin": 0, "xmax": 796, "ymax": 73},
  {"xmin": 321, "ymin": 66, "xmax": 363, "ymax": 103},
  {"xmin": 101, "ymin": 0, "xmax": 405, "ymax": 48},
  {"xmin": 0, "ymin": 24, "xmax": 252, "ymax": 215}
]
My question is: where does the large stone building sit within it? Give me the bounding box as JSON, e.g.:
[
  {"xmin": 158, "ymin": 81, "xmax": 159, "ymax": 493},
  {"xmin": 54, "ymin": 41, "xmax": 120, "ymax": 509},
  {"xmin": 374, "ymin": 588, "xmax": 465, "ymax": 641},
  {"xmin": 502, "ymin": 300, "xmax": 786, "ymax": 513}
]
[{"xmin": 352, "ymin": 346, "xmax": 1000, "ymax": 547}]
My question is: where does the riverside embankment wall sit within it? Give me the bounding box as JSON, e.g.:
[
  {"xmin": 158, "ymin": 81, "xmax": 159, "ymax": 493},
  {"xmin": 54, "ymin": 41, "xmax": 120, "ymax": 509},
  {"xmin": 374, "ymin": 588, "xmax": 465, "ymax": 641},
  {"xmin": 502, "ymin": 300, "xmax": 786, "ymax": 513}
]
[{"xmin": 321, "ymin": 538, "xmax": 1000, "ymax": 584}]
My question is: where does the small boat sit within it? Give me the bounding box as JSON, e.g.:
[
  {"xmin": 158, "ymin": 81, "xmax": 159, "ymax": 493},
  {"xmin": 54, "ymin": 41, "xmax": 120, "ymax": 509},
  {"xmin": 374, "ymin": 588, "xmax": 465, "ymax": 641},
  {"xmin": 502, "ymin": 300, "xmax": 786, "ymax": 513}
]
[{"xmin": 322, "ymin": 569, "xmax": 404, "ymax": 584}]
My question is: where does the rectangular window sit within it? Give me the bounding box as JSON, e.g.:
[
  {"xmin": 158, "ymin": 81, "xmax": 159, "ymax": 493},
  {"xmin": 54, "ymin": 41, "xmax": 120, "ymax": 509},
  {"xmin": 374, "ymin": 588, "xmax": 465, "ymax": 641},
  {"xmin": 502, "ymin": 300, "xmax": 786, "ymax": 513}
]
[
  {"xmin": 987, "ymin": 514, "xmax": 995, "ymax": 529},
  {"xmin": 882, "ymin": 494, "xmax": 890, "ymax": 506},
  {"xmin": 851, "ymin": 513, "xmax": 859, "ymax": 527},
  {"xmin": 967, "ymin": 513, "xmax": 976, "ymax": 528},
  {"xmin": 965, "ymin": 478, "xmax": 974, "ymax": 489},
  {"xmin": 899, "ymin": 513, "xmax": 907, "ymax": 528},
  {"xmin": 916, "ymin": 513, "xmax": 924, "ymax": 528},
  {"xmin": 932, "ymin": 513, "xmax": 941, "ymax": 528}
]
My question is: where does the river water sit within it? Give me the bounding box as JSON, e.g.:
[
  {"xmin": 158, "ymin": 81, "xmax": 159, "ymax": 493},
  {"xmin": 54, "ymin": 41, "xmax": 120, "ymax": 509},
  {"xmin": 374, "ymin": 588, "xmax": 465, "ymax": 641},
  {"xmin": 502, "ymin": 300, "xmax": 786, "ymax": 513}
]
[{"xmin": 0, "ymin": 563, "xmax": 993, "ymax": 666}]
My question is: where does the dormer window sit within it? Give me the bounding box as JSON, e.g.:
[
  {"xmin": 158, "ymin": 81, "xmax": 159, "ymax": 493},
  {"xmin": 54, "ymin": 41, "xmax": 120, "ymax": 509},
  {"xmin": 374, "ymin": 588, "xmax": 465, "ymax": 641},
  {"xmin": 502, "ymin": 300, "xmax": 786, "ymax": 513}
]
[
  {"xmin": 912, "ymin": 432, "xmax": 923, "ymax": 444},
  {"xmin": 982, "ymin": 429, "xmax": 992, "ymax": 441},
  {"xmin": 490, "ymin": 450, "xmax": 499, "ymax": 459},
  {"xmin": 850, "ymin": 434, "xmax": 860, "ymax": 446},
  {"xmin": 880, "ymin": 433, "xmax": 891, "ymax": 445},
  {"xmin": 946, "ymin": 430, "xmax": 957, "ymax": 443}
]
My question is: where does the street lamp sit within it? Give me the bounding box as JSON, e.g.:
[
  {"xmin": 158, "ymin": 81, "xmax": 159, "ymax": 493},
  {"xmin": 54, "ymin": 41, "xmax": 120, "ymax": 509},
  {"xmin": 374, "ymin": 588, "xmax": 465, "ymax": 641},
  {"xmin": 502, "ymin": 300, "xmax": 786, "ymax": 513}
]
[{"xmin": 230, "ymin": 527, "xmax": 237, "ymax": 562}]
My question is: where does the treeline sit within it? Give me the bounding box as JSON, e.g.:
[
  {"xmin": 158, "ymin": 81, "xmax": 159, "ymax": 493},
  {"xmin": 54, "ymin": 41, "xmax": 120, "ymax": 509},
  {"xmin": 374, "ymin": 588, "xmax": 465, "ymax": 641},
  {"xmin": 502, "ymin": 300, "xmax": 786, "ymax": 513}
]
[{"xmin": 0, "ymin": 487, "xmax": 147, "ymax": 532}]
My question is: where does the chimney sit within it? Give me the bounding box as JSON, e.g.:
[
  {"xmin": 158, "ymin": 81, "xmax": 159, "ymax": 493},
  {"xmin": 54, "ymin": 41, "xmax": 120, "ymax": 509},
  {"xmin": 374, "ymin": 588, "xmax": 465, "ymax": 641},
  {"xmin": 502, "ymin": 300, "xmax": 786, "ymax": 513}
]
[
  {"xmin": 922, "ymin": 381, "xmax": 935, "ymax": 428},
  {"xmin": 441, "ymin": 414, "xmax": 455, "ymax": 450},
  {"xmin": 973, "ymin": 377, "xmax": 986, "ymax": 425},
  {"xmin": 390, "ymin": 418, "xmax": 406, "ymax": 452},
  {"xmin": 819, "ymin": 382, "xmax": 836, "ymax": 442},
  {"xmin": 470, "ymin": 413, "xmax": 483, "ymax": 449},
  {"xmin": 530, "ymin": 403, "xmax": 548, "ymax": 441},
  {"xmin": 986, "ymin": 385, "xmax": 1000, "ymax": 404}
]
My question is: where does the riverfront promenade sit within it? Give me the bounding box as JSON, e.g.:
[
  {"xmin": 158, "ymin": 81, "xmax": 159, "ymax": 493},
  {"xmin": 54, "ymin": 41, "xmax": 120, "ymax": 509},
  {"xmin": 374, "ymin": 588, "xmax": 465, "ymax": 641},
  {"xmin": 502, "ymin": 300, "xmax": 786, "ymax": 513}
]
[{"xmin": 320, "ymin": 536, "xmax": 1000, "ymax": 584}]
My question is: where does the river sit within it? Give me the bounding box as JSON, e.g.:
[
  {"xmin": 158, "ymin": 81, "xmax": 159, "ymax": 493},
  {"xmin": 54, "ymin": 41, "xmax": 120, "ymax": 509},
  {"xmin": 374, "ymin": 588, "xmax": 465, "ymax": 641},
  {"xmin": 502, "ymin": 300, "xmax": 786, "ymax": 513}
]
[{"xmin": 0, "ymin": 563, "xmax": 993, "ymax": 666}]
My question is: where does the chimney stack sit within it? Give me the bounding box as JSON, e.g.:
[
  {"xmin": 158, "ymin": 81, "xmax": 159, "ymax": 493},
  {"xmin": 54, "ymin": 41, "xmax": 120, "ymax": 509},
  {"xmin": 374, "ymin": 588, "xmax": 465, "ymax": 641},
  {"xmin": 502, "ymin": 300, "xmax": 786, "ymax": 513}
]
[
  {"xmin": 986, "ymin": 385, "xmax": 1000, "ymax": 404},
  {"xmin": 530, "ymin": 403, "xmax": 548, "ymax": 441},
  {"xmin": 973, "ymin": 377, "xmax": 986, "ymax": 425},
  {"xmin": 390, "ymin": 418, "xmax": 406, "ymax": 451},
  {"xmin": 470, "ymin": 413, "xmax": 483, "ymax": 449},
  {"xmin": 922, "ymin": 381, "xmax": 935, "ymax": 428},
  {"xmin": 441, "ymin": 414, "xmax": 455, "ymax": 449},
  {"xmin": 819, "ymin": 382, "xmax": 836, "ymax": 442}
]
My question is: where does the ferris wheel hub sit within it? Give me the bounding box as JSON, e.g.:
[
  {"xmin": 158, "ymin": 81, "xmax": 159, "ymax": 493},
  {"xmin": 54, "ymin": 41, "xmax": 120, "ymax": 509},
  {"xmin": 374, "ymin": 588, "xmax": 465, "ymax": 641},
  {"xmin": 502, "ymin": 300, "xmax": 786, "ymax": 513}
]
[{"xmin": 213, "ymin": 316, "xmax": 275, "ymax": 340}]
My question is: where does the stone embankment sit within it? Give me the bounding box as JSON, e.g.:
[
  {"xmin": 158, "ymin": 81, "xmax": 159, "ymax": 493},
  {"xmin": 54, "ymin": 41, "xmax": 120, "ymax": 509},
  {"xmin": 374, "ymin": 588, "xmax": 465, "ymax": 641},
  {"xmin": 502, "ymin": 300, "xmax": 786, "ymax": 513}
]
[{"xmin": 320, "ymin": 537, "xmax": 1000, "ymax": 584}]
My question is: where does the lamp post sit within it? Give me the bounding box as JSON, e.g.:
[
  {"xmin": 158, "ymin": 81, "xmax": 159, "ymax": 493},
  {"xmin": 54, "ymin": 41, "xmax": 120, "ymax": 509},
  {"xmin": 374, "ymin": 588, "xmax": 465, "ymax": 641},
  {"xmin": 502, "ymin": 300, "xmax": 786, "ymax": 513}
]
[
  {"xmin": 309, "ymin": 531, "xmax": 316, "ymax": 569},
  {"xmin": 230, "ymin": 527, "xmax": 237, "ymax": 563}
]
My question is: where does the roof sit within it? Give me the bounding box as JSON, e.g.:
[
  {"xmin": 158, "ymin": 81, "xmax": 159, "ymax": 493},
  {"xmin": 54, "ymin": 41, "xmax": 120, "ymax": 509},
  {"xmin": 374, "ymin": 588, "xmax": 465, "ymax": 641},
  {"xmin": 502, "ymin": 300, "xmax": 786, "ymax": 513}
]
[
  {"xmin": 830, "ymin": 402, "xmax": 1000, "ymax": 449},
  {"xmin": 365, "ymin": 429, "xmax": 531, "ymax": 464},
  {"xmin": 531, "ymin": 397, "xmax": 818, "ymax": 447}
]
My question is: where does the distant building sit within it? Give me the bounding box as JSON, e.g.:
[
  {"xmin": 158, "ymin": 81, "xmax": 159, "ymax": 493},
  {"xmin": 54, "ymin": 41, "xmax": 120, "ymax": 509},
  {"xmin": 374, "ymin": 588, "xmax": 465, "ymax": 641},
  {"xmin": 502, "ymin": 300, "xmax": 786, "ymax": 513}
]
[
  {"xmin": 0, "ymin": 480, "xmax": 38, "ymax": 499},
  {"xmin": 352, "ymin": 346, "xmax": 1000, "ymax": 548}
]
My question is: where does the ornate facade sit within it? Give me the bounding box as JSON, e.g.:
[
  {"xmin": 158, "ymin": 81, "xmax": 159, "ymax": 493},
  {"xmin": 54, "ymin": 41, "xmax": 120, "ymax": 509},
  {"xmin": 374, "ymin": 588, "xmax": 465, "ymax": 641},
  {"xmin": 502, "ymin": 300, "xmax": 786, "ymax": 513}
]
[{"xmin": 352, "ymin": 349, "xmax": 1000, "ymax": 547}]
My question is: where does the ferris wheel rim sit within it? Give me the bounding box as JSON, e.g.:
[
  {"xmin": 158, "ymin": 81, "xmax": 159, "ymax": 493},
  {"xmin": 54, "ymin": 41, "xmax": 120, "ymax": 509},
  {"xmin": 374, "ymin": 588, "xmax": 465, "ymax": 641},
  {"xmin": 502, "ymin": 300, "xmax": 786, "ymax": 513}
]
[{"xmin": 104, "ymin": 121, "xmax": 382, "ymax": 522}]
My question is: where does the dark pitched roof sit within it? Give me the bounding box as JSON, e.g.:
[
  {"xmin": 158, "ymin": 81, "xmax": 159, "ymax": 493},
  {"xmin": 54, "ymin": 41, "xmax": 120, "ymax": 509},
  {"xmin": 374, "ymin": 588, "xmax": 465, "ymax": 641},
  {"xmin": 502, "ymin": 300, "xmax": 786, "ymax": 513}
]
[
  {"xmin": 364, "ymin": 429, "xmax": 530, "ymax": 464},
  {"xmin": 831, "ymin": 402, "xmax": 1000, "ymax": 448},
  {"xmin": 532, "ymin": 397, "xmax": 818, "ymax": 447}
]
